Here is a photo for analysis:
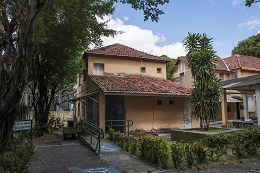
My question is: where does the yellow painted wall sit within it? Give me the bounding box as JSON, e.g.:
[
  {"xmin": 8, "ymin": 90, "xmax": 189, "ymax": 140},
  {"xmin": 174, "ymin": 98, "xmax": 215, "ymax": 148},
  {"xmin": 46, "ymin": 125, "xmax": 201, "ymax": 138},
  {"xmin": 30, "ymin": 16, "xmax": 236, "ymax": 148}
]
[
  {"xmin": 87, "ymin": 55, "xmax": 166, "ymax": 79},
  {"xmin": 125, "ymin": 96, "xmax": 198, "ymax": 131},
  {"xmin": 173, "ymin": 61, "xmax": 193, "ymax": 88}
]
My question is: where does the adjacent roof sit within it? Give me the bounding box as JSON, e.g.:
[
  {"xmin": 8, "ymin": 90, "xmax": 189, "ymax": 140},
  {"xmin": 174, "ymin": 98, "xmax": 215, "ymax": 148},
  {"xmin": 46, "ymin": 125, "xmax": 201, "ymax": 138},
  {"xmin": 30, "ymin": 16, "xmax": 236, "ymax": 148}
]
[
  {"xmin": 224, "ymin": 54, "xmax": 260, "ymax": 71},
  {"xmin": 89, "ymin": 75, "xmax": 191, "ymax": 96},
  {"xmin": 175, "ymin": 54, "xmax": 260, "ymax": 72},
  {"xmin": 86, "ymin": 43, "xmax": 170, "ymax": 62},
  {"xmin": 221, "ymin": 74, "xmax": 260, "ymax": 92}
]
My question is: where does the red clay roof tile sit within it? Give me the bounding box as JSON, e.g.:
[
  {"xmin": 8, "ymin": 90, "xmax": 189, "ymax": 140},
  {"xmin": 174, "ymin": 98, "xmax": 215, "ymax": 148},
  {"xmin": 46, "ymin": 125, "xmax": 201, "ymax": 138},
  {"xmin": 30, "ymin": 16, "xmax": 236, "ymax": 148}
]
[
  {"xmin": 224, "ymin": 54, "xmax": 260, "ymax": 71},
  {"xmin": 86, "ymin": 43, "xmax": 170, "ymax": 62},
  {"xmin": 89, "ymin": 75, "xmax": 191, "ymax": 96}
]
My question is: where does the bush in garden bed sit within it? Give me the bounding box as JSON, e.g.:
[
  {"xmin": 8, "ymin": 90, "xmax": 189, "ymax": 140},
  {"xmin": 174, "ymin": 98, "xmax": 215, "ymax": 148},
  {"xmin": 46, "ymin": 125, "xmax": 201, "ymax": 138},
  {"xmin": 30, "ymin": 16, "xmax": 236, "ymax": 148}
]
[
  {"xmin": 108, "ymin": 128, "xmax": 260, "ymax": 169},
  {"xmin": 0, "ymin": 142, "xmax": 36, "ymax": 173}
]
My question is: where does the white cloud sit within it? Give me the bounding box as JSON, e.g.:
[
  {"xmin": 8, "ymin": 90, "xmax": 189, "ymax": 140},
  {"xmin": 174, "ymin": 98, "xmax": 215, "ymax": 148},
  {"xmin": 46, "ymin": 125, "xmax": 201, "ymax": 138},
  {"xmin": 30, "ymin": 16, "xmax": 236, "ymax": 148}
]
[
  {"xmin": 98, "ymin": 15, "xmax": 186, "ymax": 59},
  {"xmin": 239, "ymin": 18, "xmax": 260, "ymax": 30},
  {"xmin": 258, "ymin": 30, "xmax": 260, "ymax": 33},
  {"xmin": 123, "ymin": 16, "xmax": 129, "ymax": 21},
  {"xmin": 232, "ymin": 0, "xmax": 243, "ymax": 5},
  {"xmin": 214, "ymin": 41, "xmax": 223, "ymax": 48}
]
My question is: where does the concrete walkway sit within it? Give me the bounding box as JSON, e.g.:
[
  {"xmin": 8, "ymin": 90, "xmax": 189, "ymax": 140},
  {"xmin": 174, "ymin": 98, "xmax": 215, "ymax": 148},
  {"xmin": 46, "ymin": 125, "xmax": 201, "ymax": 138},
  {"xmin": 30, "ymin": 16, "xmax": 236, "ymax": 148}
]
[{"xmin": 28, "ymin": 131, "xmax": 260, "ymax": 173}]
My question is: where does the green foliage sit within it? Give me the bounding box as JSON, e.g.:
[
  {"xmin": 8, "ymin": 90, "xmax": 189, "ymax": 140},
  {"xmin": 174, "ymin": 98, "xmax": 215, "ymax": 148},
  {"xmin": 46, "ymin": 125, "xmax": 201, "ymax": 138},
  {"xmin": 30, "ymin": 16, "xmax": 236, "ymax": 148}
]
[
  {"xmin": 170, "ymin": 140, "xmax": 184, "ymax": 168},
  {"xmin": 183, "ymin": 32, "xmax": 222, "ymax": 130},
  {"xmin": 231, "ymin": 33, "xmax": 260, "ymax": 59},
  {"xmin": 0, "ymin": 142, "xmax": 36, "ymax": 173},
  {"xmin": 205, "ymin": 133, "xmax": 231, "ymax": 160},
  {"xmin": 184, "ymin": 142, "xmax": 195, "ymax": 166},
  {"xmin": 193, "ymin": 140, "xmax": 207, "ymax": 164},
  {"xmin": 231, "ymin": 129, "xmax": 260, "ymax": 159},
  {"xmin": 245, "ymin": 0, "xmax": 260, "ymax": 7},
  {"xmin": 32, "ymin": 116, "xmax": 64, "ymax": 138}
]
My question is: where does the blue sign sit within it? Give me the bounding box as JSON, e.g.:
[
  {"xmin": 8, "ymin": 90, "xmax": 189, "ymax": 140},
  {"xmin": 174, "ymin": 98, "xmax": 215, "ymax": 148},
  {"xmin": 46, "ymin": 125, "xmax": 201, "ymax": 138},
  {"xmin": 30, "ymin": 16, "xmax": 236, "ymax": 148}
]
[
  {"xmin": 100, "ymin": 145, "xmax": 120, "ymax": 153},
  {"xmin": 72, "ymin": 167, "xmax": 121, "ymax": 173}
]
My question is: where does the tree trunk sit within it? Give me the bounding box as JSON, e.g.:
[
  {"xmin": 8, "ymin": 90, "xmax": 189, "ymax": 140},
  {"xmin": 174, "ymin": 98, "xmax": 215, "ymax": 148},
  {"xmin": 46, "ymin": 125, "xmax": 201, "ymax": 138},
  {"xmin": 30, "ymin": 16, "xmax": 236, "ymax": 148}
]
[{"xmin": 0, "ymin": 0, "xmax": 48, "ymax": 154}]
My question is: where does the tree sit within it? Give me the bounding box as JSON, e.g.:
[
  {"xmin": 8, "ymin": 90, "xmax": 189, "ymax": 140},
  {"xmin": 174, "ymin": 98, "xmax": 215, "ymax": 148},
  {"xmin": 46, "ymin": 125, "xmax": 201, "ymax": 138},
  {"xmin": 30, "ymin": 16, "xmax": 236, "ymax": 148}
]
[
  {"xmin": 29, "ymin": 0, "xmax": 116, "ymax": 136},
  {"xmin": 183, "ymin": 33, "xmax": 222, "ymax": 130},
  {"xmin": 245, "ymin": 0, "xmax": 260, "ymax": 7},
  {"xmin": 0, "ymin": 0, "xmax": 169, "ymax": 154},
  {"xmin": 231, "ymin": 33, "xmax": 260, "ymax": 59},
  {"xmin": 161, "ymin": 55, "xmax": 179, "ymax": 82}
]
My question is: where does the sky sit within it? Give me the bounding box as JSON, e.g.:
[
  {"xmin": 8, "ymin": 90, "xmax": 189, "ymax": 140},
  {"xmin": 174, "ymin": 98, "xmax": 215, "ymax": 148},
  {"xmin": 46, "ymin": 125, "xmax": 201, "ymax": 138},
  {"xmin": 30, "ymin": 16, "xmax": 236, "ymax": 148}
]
[{"xmin": 96, "ymin": 0, "xmax": 260, "ymax": 59}]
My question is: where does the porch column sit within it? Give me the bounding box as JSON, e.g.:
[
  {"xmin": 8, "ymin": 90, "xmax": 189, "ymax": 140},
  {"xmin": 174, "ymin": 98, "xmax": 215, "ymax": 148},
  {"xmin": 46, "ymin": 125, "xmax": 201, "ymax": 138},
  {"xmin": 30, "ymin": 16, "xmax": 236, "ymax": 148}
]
[
  {"xmin": 243, "ymin": 94, "xmax": 249, "ymax": 120},
  {"xmin": 255, "ymin": 85, "xmax": 260, "ymax": 125},
  {"xmin": 221, "ymin": 89, "xmax": 228, "ymax": 125},
  {"xmin": 99, "ymin": 91, "xmax": 106, "ymax": 130}
]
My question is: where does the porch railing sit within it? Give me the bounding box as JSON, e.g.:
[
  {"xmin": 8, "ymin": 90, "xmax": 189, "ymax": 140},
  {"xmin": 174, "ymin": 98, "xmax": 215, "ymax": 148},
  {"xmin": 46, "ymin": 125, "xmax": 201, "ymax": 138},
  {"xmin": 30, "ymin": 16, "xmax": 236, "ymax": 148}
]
[
  {"xmin": 80, "ymin": 120, "xmax": 104, "ymax": 155},
  {"xmin": 105, "ymin": 120, "xmax": 133, "ymax": 136}
]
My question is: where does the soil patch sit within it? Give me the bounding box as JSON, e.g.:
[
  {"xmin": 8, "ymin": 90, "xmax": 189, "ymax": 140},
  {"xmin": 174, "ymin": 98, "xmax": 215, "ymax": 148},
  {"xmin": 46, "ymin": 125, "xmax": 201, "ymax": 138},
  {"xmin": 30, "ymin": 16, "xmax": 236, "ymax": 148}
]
[{"xmin": 34, "ymin": 134, "xmax": 61, "ymax": 141}]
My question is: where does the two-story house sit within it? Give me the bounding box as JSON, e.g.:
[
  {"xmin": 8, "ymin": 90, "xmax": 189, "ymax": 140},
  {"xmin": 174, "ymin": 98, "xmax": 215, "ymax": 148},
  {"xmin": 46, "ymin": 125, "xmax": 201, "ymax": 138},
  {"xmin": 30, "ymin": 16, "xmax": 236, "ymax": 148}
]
[
  {"xmin": 173, "ymin": 54, "xmax": 260, "ymax": 122},
  {"xmin": 72, "ymin": 43, "xmax": 199, "ymax": 133}
]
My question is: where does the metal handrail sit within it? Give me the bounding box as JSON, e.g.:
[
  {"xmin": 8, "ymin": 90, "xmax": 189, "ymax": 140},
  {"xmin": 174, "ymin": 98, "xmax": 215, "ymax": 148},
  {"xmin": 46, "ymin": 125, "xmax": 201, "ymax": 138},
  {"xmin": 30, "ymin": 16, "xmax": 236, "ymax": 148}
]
[
  {"xmin": 105, "ymin": 120, "xmax": 133, "ymax": 136},
  {"xmin": 80, "ymin": 120, "xmax": 104, "ymax": 155}
]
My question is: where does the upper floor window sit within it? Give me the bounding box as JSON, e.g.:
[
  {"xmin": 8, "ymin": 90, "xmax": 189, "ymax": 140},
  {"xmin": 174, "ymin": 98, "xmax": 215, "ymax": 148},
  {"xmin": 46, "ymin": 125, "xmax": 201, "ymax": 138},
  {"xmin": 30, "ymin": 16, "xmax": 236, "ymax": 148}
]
[
  {"xmin": 141, "ymin": 67, "xmax": 146, "ymax": 73},
  {"xmin": 219, "ymin": 73, "xmax": 223, "ymax": 80},
  {"xmin": 93, "ymin": 63, "xmax": 104, "ymax": 76},
  {"xmin": 232, "ymin": 72, "xmax": 237, "ymax": 79},
  {"xmin": 157, "ymin": 68, "xmax": 162, "ymax": 73},
  {"xmin": 180, "ymin": 73, "xmax": 185, "ymax": 86}
]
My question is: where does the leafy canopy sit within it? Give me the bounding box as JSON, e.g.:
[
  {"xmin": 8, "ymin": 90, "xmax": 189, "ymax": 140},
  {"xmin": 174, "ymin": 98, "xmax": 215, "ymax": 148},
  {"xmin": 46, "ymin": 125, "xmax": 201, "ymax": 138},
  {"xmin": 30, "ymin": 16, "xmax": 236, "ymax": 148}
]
[{"xmin": 231, "ymin": 33, "xmax": 260, "ymax": 59}]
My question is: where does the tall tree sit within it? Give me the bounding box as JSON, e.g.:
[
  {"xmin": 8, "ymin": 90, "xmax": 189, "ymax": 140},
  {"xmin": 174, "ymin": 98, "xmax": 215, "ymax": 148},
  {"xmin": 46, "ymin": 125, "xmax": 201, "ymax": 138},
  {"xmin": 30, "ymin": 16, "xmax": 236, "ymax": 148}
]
[
  {"xmin": 29, "ymin": 0, "xmax": 116, "ymax": 135},
  {"xmin": 183, "ymin": 33, "xmax": 222, "ymax": 130},
  {"xmin": 231, "ymin": 33, "xmax": 260, "ymax": 59},
  {"xmin": 0, "ymin": 0, "xmax": 169, "ymax": 154}
]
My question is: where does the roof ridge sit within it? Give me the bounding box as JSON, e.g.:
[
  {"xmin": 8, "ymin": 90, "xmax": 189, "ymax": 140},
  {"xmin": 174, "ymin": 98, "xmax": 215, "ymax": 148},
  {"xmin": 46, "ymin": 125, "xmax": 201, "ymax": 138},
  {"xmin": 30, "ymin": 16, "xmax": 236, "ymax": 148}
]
[
  {"xmin": 222, "ymin": 58, "xmax": 230, "ymax": 71},
  {"xmin": 237, "ymin": 55, "xmax": 241, "ymax": 68}
]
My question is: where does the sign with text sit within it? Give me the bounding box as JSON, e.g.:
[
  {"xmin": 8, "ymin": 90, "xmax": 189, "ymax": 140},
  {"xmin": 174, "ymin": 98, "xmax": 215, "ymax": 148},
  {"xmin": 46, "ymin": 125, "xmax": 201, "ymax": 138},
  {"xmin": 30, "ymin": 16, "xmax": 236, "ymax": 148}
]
[{"xmin": 13, "ymin": 120, "xmax": 32, "ymax": 132}]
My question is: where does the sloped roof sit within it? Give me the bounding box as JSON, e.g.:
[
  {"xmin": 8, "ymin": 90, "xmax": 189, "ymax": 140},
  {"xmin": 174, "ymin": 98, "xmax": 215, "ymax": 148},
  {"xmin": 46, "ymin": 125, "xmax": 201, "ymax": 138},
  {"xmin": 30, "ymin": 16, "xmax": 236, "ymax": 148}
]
[
  {"xmin": 175, "ymin": 57, "xmax": 228, "ymax": 71},
  {"xmin": 225, "ymin": 54, "xmax": 260, "ymax": 71},
  {"xmin": 175, "ymin": 55, "xmax": 260, "ymax": 72},
  {"xmin": 89, "ymin": 75, "xmax": 191, "ymax": 96},
  {"xmin": 86, "ymin": 43, "xmax": 169, "ymax": 62}
]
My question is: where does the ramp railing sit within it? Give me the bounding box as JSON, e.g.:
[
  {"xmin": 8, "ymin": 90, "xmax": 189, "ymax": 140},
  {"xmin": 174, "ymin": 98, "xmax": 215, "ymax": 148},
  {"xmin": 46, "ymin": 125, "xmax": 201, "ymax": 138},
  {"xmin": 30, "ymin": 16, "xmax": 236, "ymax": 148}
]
[{"xmin": 105, "ymin": 120, "xmax": 133, "ymax": 136}]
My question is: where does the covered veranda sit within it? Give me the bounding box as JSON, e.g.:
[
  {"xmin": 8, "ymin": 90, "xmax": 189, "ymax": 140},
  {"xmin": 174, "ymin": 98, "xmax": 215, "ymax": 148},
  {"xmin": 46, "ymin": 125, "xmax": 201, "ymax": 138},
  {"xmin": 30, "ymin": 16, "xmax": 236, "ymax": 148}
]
[{"xmin": 221, "ymin": 74, "xmax": 260, "ymax": 126}]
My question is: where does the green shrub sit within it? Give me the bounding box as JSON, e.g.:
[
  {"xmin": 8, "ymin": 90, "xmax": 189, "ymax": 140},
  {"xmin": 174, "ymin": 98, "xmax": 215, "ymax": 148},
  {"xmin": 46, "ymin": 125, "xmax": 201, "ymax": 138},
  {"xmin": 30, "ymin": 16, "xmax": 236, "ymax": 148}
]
[
  {"xmin": 193, "ymin": 140, "xmax": 207, "ymax": 164},
  {"xmin": 184, "ymin": 142, "xmax": 195, "ymax": 166},
  {"xmin": 0, "ymin": 142, "xmax": 36, "ymax": 173},
  {"xmin": 205, "ymin": 133, "xmax": 231, "ymax": 160},
  {"xmin": 170, "ymin": 140, "xmax": 184, "ymax": 169}
]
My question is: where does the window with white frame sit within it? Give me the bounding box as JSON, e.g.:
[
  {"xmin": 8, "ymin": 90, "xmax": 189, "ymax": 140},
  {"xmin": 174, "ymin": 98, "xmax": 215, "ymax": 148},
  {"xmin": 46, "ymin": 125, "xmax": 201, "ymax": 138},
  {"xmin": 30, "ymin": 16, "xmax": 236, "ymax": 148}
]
[
  {"xmin": 93, "ymin": 63, "xmax": 104, "ymax": 75},
  {"xmin": 157, "ymin": 68, "xmax": 162, "ymax": 73},
  {"xmin": 141, "ymin": 67, "xmax": 146, "ymax": 73}
]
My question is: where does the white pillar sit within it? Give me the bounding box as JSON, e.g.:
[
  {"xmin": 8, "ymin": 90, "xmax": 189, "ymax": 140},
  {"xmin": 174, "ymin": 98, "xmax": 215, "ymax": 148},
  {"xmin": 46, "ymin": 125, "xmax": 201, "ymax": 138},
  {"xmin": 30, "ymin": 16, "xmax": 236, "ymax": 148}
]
[
  {"xmin": 243, "ymin": 94, "xmax": 249, "ymax": 120},
  {"xmin": 255, "ymin": 85, "xmax": 260, "ymax": 125}
]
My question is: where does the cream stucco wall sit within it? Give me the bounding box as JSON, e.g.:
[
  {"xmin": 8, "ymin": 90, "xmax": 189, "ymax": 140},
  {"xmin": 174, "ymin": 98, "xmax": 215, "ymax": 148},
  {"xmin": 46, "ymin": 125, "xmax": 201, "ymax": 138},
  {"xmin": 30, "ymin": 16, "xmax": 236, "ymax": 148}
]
[
  {"xmin": 87, "ymin": 55, "xmax": 167, "ymax": 79},
  {"xmin": 173, "ymin": 61, "xmax": 193, "ymax": 88},
  {"xmin": 125, "ymin": 96, "xmax": 198, "ymax": 131}
]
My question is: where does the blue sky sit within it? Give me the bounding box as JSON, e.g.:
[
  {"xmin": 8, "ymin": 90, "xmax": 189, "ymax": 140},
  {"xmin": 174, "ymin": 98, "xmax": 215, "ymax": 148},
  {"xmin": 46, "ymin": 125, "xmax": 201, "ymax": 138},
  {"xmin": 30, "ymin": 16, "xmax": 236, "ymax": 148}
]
[{"xmin": 98, "ymin": 0, "xmax": 260, "ymax": 59}]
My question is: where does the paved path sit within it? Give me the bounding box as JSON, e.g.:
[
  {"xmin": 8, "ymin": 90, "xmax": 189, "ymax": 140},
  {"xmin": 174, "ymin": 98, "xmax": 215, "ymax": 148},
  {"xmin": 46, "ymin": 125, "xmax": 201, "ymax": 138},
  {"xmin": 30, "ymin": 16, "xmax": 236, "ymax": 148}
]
[{"xmin": 28, "ymin": 131, "xmax": 260, "ymax": 173}]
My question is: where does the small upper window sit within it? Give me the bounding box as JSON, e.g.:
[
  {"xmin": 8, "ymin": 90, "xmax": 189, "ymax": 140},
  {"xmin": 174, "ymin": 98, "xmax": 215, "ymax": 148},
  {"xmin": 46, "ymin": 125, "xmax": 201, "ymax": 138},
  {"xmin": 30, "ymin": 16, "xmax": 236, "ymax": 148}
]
[
  {"xmin": 93, "ymin": 63, "xmax": 104, "ymax": 76},
  {"xmin": 232, "ymin": 72, "xmax": 237, "ymax": 79},
  {"xmin": 219, "ymin": 73, "xmax": 223, "ymax": 80},
  {"xmin": 157, "ymin": 68, "xmax": 162, "ymax": 73},
  {"xmin": 157, "ymin": 100, "xmax": 163, "ymax": 106},
  {"xmin": 169, "ymin": 100, "xmax": 174, "ymax": 105},
  {"xmin": 141, "ymin": 67, "xmax": 146, "ymax": 73}
]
